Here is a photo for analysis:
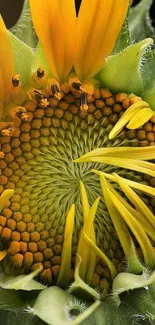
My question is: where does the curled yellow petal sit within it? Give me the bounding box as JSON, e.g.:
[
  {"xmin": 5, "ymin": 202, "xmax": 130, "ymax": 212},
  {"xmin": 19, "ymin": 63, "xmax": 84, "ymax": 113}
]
[
  {"xmin": 74, "ymin": 0, "xmax": 129, "ymax": 80},
  {"xmin": 108, "ymin": 190, "xmax": 155, "ymax": 268},
  {"xmin": 0, "ymin": 250, "xmax": 7, "ymax": 261},
  {"xmin": 29, "ymin": 0, "xmax": 76, "ymax": 81},
  {"xmin": 0, "ymin": 16, "xmax": 14, "ymax": 105},
  {"xmin": 57, "ymin": 204, "xmax": 75, "ymax": 287},
  {"xmin": 127, "ymin": 107, "xmax": 154, "ymax": 129},
  {"xmin": 109, "ymin": 100, "xmax": 149, "ymax": 139},
  {"xmin": 77, "ymin": 184, "xmax": 99, "ymax": 284}
]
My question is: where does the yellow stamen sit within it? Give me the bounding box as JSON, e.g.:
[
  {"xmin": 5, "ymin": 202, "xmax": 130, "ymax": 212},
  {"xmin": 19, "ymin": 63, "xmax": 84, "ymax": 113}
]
[
  {"xmin": 12, "ymin": 74, "xmax": 20, "ymax": 88},
  {"xmin": 57, "ymin": 204, "xmax": 75, "ymax": 287},
  {"xmin": 40, "ymin": 98, "xmax": 49, "ymax": 108},
  {"xmin": 37, "ymin": 67, "xmax": 45, "ymax": 79},
  {"xmin": 69, "ymin": 77, "xmax": 84, "ymax": 92},
  {"xmin": 80, "ymin": 92, "xmax": 88, "ymax": 112},
  {"xmin": 0, "ymin": 126, "xmax": 15, "ymax": 137}
]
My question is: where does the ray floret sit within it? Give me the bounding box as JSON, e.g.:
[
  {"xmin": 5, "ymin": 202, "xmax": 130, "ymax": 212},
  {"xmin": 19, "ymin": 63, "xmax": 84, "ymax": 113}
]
[
  {"xmin": 29, "ymin": 0, "xmax": 76, "ymax": 81},
  {"xmin": 109, "ymin": 100, "xmax": 155, "ymax": 139},
  {"xmin": 74, "ymin": 0, "xmax": 129, "ymax": 80}
]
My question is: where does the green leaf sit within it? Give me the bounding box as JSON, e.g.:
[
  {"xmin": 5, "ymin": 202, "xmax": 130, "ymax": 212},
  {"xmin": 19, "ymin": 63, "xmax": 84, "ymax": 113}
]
[
  {"xmin": 128, "ymin": 0, "xmax": 154, "ymax": 42},
  {"xmin": 141, "ymin": 50, "xmax": 155, "ymax": 110},
  {"xmin": 142, "ymin": 50, "xmax": 155, "ymax": 91},
  {"xmin": 9, "ymin": 32, "xmax": 34, "ymax": 86},
  {"xmin": 11, "ymin": 0, "xmax": 37, "ymax": 48},
  {"xmin": 81, "ymin": 300, "xmax": 139, "ymax": 325},
  {"xmin": 112, "ymin": 18, "xmax": 131, "ymax": 54},
  {"xmin": 97, "ymin": 38, "xmax": 153, "ymax": 95},
  {"xmin": 0, "ymin": 310, "xmax": 46, "ymax": 325},
  {"xmin": 0, "ymin": 286, "xmax": 24, "ymax": 309},
  {"xmin": 123, "ymin": 282, "xmax": 155, "ymax": 324}
]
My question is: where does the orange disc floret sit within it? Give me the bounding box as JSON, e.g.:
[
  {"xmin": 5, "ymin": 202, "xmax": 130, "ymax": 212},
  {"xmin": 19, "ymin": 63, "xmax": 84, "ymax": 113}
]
[
  {"xmin": 8, "ymin": 241, "xmax": 20, "ymax": 255},
  {"xmin": 7, "ymin": 219, "xmax": 16, "ymax": 230},
  {"xmin": 43, "ymin": 248, "xmax": 54, "ymax": 259},
  {"xmin": 20, "ymin": 241, "xmax": 27, "ymax": 253},
  {"xmin": 16, "ymin": 221, "xmax": 26, "ymax": 232},
  {"xmin": 52, "ymin": 265, "xmax": 60, "ymax": 278},
  {"xmin": 11, "ymin": 231, "xmax": 21, "ymax": 241},
  {"xmin": 40, "ymin": 269, "xmax": 52, "ymax": 283},
  {"xmin": 30, "ymin": 231, "xmax": 40, "ymax": 242},
  {"xmin": 10, "ymin": 254, "xmax": 24, "ymax": 268},
  {"xmin": 21, "ymin": 232, "xmax": 30, "ymax": 242},
  {"xmin": 0, "ymin": 216, "xmax": 7, "ymax": 227},
  {"xmin": 28, "ymin": 242, "xmax": 38, "ymax": 253},
  {"xmin": 24, "ymin": 251, "xmax": 33, "ymax": 267},
  {"xmin": 33, "ymin": 252, "xmax": 43, "ymax": 263},
  {"xmin": 1, "ymin": 227, "xmax": 12, "ymax": 240}
]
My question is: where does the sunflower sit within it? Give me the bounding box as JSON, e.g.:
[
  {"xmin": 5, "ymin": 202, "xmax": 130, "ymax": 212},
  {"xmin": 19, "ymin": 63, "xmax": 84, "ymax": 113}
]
[{"xmin": 1, "ymin": 0, "xmax": 155, "ymax": 324}]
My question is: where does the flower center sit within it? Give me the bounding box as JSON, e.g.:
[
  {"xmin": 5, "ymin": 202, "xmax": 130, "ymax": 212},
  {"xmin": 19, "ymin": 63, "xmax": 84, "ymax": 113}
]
[{"xmin": 0, "ymin": 84, "xmax": 155, "ymax": 289}]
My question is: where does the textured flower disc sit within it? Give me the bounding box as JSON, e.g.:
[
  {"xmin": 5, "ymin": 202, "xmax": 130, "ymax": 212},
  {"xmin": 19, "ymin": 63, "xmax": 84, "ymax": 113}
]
[{"xmin": 0, "ymin": 84, "xmax": 155, "ymax": 290}]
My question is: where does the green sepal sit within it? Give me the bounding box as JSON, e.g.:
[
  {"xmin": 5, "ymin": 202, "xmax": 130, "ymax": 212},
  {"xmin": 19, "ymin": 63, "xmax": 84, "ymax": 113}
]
[
  {"xmin": 81, "ymin": 300, "xmax": 139, "ymax": 325},
  {"xmin": 11, "ymin": 0, "xmax": 37, "ymax": 48},
  {"xmin": 112, "ymin": 269, "xmax": 155, "ymax": 306},
  {"xmin": 28, "ymin": 286, "xmax": 140, "ymax": 325},
  {"xmin": 142, "ymin": 49, "xmax": 155, "ymax": 111},
  {"xmin": 9, "ymin": 32, "xmax": 34, "ymax": 86},
  {"xmin": 0, "ymin": 286, "xmax": 24, "ymax": 310},
  {"xmin": 112, "ymin": 18, "xmax": 130, "ymax": 54},
  {"xmin": 128, "ymin": 0, "xmax": 154, "ymax": 42},
  {"xmin": 143, "ymin": 88, "xmax": 155, "ymax": 111},
  {"xmin": 0, "ymin": 309, "xmax": 46, "ymax": 325},
  {"xmin": 67, "ymin": 255, "xmax": 100, "ymax": 301},
  {"xmin": 122, "ymin": 282, "xmax": 155, "ymax": 324},
  {"xmin": 0, "ymin": 267, "xmax": 46, "ymax": 291},
  {"xmin": 28, "ymin": 286, "xmax": 100, "ymax": 325},
  {"xmin": 97, "ymin": 38, "xmax": 153, "ymax": 95},
  {"xmin": 31, "ymin": 41, "xmax": 51, "ymax": 76}
]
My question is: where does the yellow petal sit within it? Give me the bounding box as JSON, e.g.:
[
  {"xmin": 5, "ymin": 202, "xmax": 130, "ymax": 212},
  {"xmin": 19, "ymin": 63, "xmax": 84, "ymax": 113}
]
[
  {"xmin": 29, "ymin": 0, "xmax": 76, "ymax": 81},
  {"xmin": 92, "ymin": 170, "xmax": 155, "ymax": 196},
  {"xmin": 109, "ymin": 190, "xmax": 155, "ymax": 268},
  {"xmin": 109, "ymin": 100, "xmax": 149, "ymax": 139},
  {"xmin": 74, "ymin": 145, "xmax": 155, "ymax": 161},
  {"xmin": 0, "ymin": 16, "xmax": 14, "ymax": 105},
  {"xmin": 114, "ymin": 173, "xmax": 155, "ymax": 229},
  {"xmin": 74, "ymin": 0, "xmax": 129, "ymax": 80},
  {"xmin": 127, "ymin": 107, "xmax": 154, "ymax": 129},
  {"xmin": 0, "ymin": 250, "xmax": 7, "ymax": 261},
  {"xmin": 57, "ymin": 204, "xmax": 75, "ymax": 287}
]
